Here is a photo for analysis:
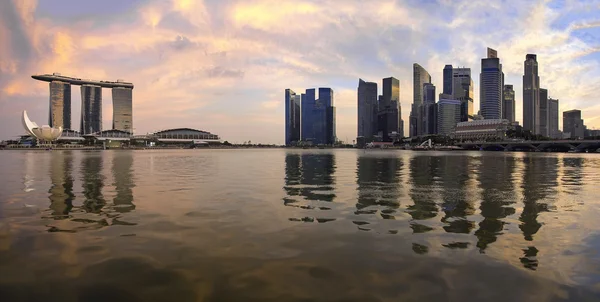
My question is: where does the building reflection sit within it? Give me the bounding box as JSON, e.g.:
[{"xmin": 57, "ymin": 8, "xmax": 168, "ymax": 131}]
[
  {"xmin": 81, "ymin": 155, "xmax": 105, "ymax": 213},
  {"xmin": 518, "ymin": 156, "xmax": 558, "ymax": 270},
  {"xmin": 283, "ymin": 153, "xmax": 336, "ymax": 204},
  {"xmin": 561, "ymin": 157, "xmax": 584, "ymax": 187},
  {"xmin": 475, "ymin": 156, "xmax": 516, "ymax": 252},
  {"xmin": 112, "ymin": 152, "xmax": 136, "ymax": 213},
  {"xmin": 439, "ymin": 156, "xmax": 475, "ymax": 237},
  {"xmin": 406, "ymin": 156, "xmax": 441, "ymax": 233},
  {"xmin": 355, "ymin": 155, "xmax": 402, "ymax": 216},
  {"xmin": 48, "ymin": 151, "xmax": 75, "ymax": 219}
]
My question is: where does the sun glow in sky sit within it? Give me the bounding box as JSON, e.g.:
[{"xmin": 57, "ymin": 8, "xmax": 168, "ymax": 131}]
[{"xmin": 1, "ymin": 0, "xmax": 599, "ymax": 143}]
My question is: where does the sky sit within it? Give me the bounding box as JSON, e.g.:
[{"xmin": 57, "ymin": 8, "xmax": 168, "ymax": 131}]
[{"xmin": 1, "ymin": 0, "xmax": 599, "ymax": 144}]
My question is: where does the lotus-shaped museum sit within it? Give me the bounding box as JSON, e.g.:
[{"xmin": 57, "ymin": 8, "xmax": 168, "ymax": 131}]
[{"xmin": 22, "ymin": 110, "xmax": 62, "ymax": 141}]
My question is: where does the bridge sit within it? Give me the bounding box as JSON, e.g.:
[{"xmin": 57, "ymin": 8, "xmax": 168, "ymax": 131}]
[{"xmin": 456, "ymin": 140, "xmax": 600, "ymax": 152}]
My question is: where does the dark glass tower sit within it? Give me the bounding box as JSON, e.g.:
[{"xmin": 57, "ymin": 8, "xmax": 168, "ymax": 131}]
[
  {"xmin": 422, "ymin": 83, "xmax": 437, "ymax": 135},
  {"xmin": 357, "ymin": 79, "xmax": 378, "ymax": 141},
  {"xmin": 80, "ymin": 85, "xmax": 102, "ymax": 135},
  {"xmin": 539, "ymin": 88, "xmax": 548, "ymax": 136},
  {"xmin": 452, "ymin": 68, "xmax": 473, "ymax": 122},
  {"xmin": 285, "ymin": 89, "xmax": 301, "ymax": 145},
  {"xmin": 49, "ymin": 81, "xmax": 71, "ymax": 129},
  {"xmin": 548, "ymin": 98, "xmax": 559, "ymax": 138},
  {"xmin": 301, "ymin": 88, "xmax": 336, "ymax": 145},
  {"xmin": 411, "ymin": 64, "xmax": 431, "ymax": 137},
  {"xmin": 503, "ymin": 85, "xmax": 515, "ymax": 122},
  {"xmin": 443, "ymin": 64, "xmax": 453, "ymax": 95},
  {"xmin": 378, "ymin": 77, "xmax": 401, "ymax": 141},
  {"xmin": 523, "ymin": 54, "xmax": 540, "ymax": 134},
  {"xmin": 112, "ymin": 87, "xmax": 133, "ymax": 133}
]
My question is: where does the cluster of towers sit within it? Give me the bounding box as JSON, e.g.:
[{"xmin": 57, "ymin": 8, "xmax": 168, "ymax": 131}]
[
  {"xmin": 32, "ymin": 73, "xmax": 134, "ymax": 135},
  {"xmin": 285, "ymin": 88, "xmax": 336, "ymax": 146}
]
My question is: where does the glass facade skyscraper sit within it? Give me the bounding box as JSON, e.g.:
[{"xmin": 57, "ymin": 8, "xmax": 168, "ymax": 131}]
[
  {"xmin": 549, "ymin": 98, "xmax": 559, "ymax": 138},
  {"xmin": 421, "ymin": 83, "xmax": 437, "ymax": 135},
  {"xmin": 443, "ymin": 65, "xmax": 453, "ymax": 95},
  {"xmin": 523, "ymin": 54, "xmax": 540, "ymax": 134},
  {"xmin": 411, "ymin": 63, "xmax": 431, "ymax": 137},
  {"xmin": 378, "ymin": 77, "xmax": 401, "ymax": 141},
  {"xmin": 539, "ymin": 88, "xmax": 548, "ymax": 137},
  {"xmin": 502, "ymin": 85, "xmax": 515, "ymax": 122},
  {"xmin": 285, "ymin": 89, "xmax": 301, "ymax": 145},
  {"xmin": 480, "ymin": 48, "xmax": 504, "ymax": 120},
  {"xmin": 301, "ymin": 88, "xmax": 336, "ymax": 145},
  {"xmin": 437, "ymin": 94, "xmax": 461, "ymax": 136},
  {"xmin": 563, "ymin": 110, "xmax": 584, "ymax": 139},
  {"xmin": 49, "ymin": 81, "xmax": 71, "ymax": 130},
  {"xmin": 357, "ymin": 79, "xmax": 378, "ymax": 141},
  {"xmin": 81, "ymin": 85, "xmax": 102, "ymax": 135},
  {"xmin": 452, "ymin": 68, "xmax": 473, "ymax": 122},
  {"xmin": 112, "ymin": 87, "xmax": 133, "ymax": 133}
]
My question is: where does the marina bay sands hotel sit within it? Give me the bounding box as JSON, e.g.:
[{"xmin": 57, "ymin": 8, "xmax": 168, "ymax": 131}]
[{"xmin": 32, "ymin": 73, "xmax": 134, "ymax": 134}]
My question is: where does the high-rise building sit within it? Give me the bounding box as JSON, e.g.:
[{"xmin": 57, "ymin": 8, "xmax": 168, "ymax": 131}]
[
  {"xmin": 452, "ymin": 68, "xmax": 473, "ymax": 122},
  {"xmin": 285, "ymin": 89, "xmax": 301, "ymax": 145},
  {"xmin": 480, "ymin": 48, "xmax": 503, "ymax": 120},
  {"xmin": 443, "ymin": 65, "xmax": 453, "ymax": 95},
  {"xmin": 437, "ymin": 94, "xmax": 461, "ymax": 136},
  {"xmin": 357, "ymin": 79, "xmax": 378, "ymax": 142},
  {"xmin": 563, "ymin": 110, "xmax": 584, "ymax": 139},
  {"xmin": 411, "ymin": 63, "xmax": 431, "ymax": 137},
  {"xmin": 421, "ymin": 83, "xmax": 437, "ymax": 135},
  {"xmin": 49, "ymin": 81, "xmax": 71, "ymax": 130},
  {"xmin": 301, "ymin": 88, "xmax": 336, "ymax": 145},
  {"xmin": 80, "ymin": 85, "xmax": 102, "ymax": 135},
  {"xmin": 548, "ymin": 98, "xmax": 559, "ymax": 139},
  {"xmin": 523, "ymin": 54, "xmax": 540, "ymax": 134},
  {"xmin": 502, "ymin": 85, "xmax": 515, "ymax": 122},
  {"xmin": 377, "ymin": 77, "xmax": 401, "ymax": 141},
  {"xmin": 112, "ymin": 87, "xmax": 133, "ymax": 133},
  {"xmin": 539, "ymin": 88, "xmax": 548, "ymax": 137}
]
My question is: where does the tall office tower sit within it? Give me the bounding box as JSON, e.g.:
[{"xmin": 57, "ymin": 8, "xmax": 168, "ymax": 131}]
[
  {"xmin": 357, "ymin": 79, "xmax": 378, "ymax": 142},
  {"xmin": 539, "ymin": 88, "xmax": 549, "ymax": 137},
  {"xmin": 548, "ymin": 98, "xmax": 559, "ymax": 138},
  {"xmin": 377, "ymin": 77, "xmax": 401, "ymax": 142},
  {"xmin": 411, "ymin": 63, "xmax": 431, "ymax": 137},
  {"xmin": 437, "ymin": 94, "xmax": 461, "ymax": 136},
  {"xmin": 443, "ymin": 65, "xmax": 453, "ymax": 95},
  {"xmin": 112, "ymin": 87, "xmax": 133, "ymax": 133},
  {"xmin": 301, "ymin": 88, "xmax": 336, "ymax": 145},
  {"xmin": 80, "ymin": 85, "xmax": 102, "ymax": 135},
  {"xmin": 285, "ymin": 89, "xmax": 301, "ymax": 145},
  {"xmin": 49, "ymin": 81, "xmax": 71, "ymax": 129},
  {"xmin": 480, "ymin": 48, "xmax": 504, "ymax": 120},
  {"xmin": 563, "ymin": 110, "xmax": 584, "ymax": 139},
  {"xmin": 523, "ymin": 54, "xmax": 540, "ymax": 134},
  {"xmin": 502, "ymin": 85, "xmax": 516, "ymax": 122},
  {"xmin": 452, "ymin": 68, "xmax": 474, "ymax": 122},
  {"xmin": 422, "ymin": 83, "xmax": 437, "ymax": 135}
]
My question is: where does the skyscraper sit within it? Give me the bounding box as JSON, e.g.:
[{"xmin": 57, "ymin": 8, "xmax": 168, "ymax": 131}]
[
  {"xmin": 539, "ymin": 88, "xmax": 548, "ymax": 137},
  {"xmin": 49, "ymin": 81, "xmax": 71, "ymax": 130},
  {"xmin": 377, "ymin": 77, "xmax": 401, "ymax": 141},
  {"xmin": 523, "ymin": 54, "xmax": 540, "ymax": 134},
  {"xmin": 548, "ymin": 98, "xmax": 559, "ymax": 139},
  {"xmin": 301, "ymin": 88, "xmax": 336, "ymax": 145},
  {"xmin": 502, "ymin": 85, "xmax": 515, "ymax": 122},
  {"xmin": 357, "ymin": 79, "xmax": 378, "ymax": 142},
  {"xmin": 80, "ymin": 85, "xmax": 102, "ymax": 135},
  {"xmin": 563, "ymin": 110, "xmax": 584, "ymax": 139},
  {"xmin": 112, "ymin": 87, "xmax": 133, "ymax": 133},
  {"xmin": 443, "ymin": 65, "xmax": 453, "ymax": 95},
  {"xmin": 452, "ymin": 68, "xmax": 473, "ymax": 122},
  {"xmin": 285, "ymin": 89, "xmax": 301, "ymax": 145},
  {"xmin": 480, "ymin": 48, "xmax": 503, "ymax": 120},
  {"xmin": 437, "ymin": 94, "xmax": 461, "ymax": 136},
  {"xmin": 422, "ymin": 83, "xmax": 437, "ymax": 135},
  {"xmin": 411, "ymin": 63, "xmax": 431, "ymax": 137}
]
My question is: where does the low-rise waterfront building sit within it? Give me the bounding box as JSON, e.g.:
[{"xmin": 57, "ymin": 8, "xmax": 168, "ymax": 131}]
[{"xmin": 454, "ymin": 119, "xmax": 511, "ymax": 141}]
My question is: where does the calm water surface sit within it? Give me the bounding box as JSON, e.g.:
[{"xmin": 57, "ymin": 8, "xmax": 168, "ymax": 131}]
[{"xmin": 1, "ymin": 149, "xmax": 600, "ymax": 301}]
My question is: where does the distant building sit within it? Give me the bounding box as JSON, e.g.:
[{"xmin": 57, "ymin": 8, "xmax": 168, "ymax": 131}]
[
  {"xmin": 437, "ymin": 94, "xmax": 461, "ymax": 136},
  {"xmin": 411, "ymin": 63, "xmax": 432, "ymax": 137},
  {"xmin": 452, "ymin": 67, "xmax": 474, "ymax": 122},
  {"xmin": 112, "ymin": 87, "xmax": 133, "ymax": 133},
  {"xmin": 301, "ymin": 88, "xmax": 336, "ymax": 145},
  {"xmin": 49, "ymin": 81, "xmax": 71, "ymax": 130},
  {"xmin": 80, "ymin": 85, "xmax": 102, "ymax": 135},
  {"xmin": 454, "ymin": 119, "xmax": 510, "ymax": 141},
  {"xmin": 548, "ymin": 98, "xmax": 560, "ymax": 138},
  {"xmin": 563, "ymin": 110, "xmax": 584, "ymax": 139},
  {"xmin": 443, "ymin": 65, "xmax": 453, "ymax": 95},
  {"xmin": 539, "ymin": 88, "xmax": 548, "ymax": 137},
  {"xmin": 523, "ymin": 54, "xmax": 540, "ymax": 134},
  {"xmin": 502, "ymin": 85, "xmax": 515, "ymax": 123},
  {"xmin": 285, "ymin": 89, "xmax": 301, "ymax": 145},
  {"xmin": 377, "ymin": 77, "xmax": 401, "ymax": 141},
  {"xmin": 357, "ymin": 79, "xmax": 378, "ymax": 142},
  {"xmin": 480, "ymin": 48, "xmax": 504, "ymax": 120},
  {"xmin": 421, "ymin": 83, "xmax": 437, "ymax": 135}
]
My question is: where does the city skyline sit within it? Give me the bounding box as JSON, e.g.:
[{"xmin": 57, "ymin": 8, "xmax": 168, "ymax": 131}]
[{"xmin": 1, "ymin": 0, "xmax": 600, "ymax": 144}]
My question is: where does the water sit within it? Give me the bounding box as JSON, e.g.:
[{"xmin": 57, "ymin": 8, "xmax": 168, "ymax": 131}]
[{"xmin": 1, "ymin": 149, "xmax": 599, "ymax": 301}]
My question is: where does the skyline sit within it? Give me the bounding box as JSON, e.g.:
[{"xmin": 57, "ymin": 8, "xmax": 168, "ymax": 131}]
[{"xmin": 1, "ymin": 0, "xmax": 600, "ymax": 144}]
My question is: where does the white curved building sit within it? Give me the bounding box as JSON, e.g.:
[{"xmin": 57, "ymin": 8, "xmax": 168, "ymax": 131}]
[{"xmin": 22, "ymin": 110, "xmax": 62, "ymax": 141}]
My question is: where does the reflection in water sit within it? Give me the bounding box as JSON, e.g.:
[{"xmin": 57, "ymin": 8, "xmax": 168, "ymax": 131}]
[
  {"xmin": 439, "ymin": 156, "xmax": 475, "ymax": 245},
  {"xmin": 48, "ymin": 151, "xmax": 74, "ymax": 219},
  {"xmin": 475, "ymin": 156, "xmax": 516, "ymax": 253},
  {"xmin": 355, "ymin": 155, "xmax": 402, "ymax": 214},
  {"xmin": 82, "ymin": 154, "xmax": 105, "ymax": 213},
  {"xmin": 407, "ymin": 156, "xmax": 440, "ymax": 233},
  {"xmin": 112, "ymin": 152, "xmax": 135, "ymax": 213}
]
